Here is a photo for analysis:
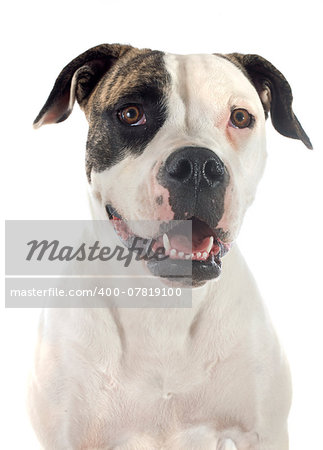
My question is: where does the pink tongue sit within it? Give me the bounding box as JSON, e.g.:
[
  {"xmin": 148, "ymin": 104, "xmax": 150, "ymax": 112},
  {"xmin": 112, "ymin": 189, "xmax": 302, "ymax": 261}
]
[{"xmin": 169, "ymin": 234, "xmax": 212, "ymax": 253}]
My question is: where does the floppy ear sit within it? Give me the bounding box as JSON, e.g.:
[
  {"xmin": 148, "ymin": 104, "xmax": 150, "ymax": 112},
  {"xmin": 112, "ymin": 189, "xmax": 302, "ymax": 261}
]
[
  {"xmin": 33, "ymin": 43, "xmax": 132, "ymax": 129},
  {"xmin": 224, "ymin": 53, "xmax": 312, "ymax": 149}
]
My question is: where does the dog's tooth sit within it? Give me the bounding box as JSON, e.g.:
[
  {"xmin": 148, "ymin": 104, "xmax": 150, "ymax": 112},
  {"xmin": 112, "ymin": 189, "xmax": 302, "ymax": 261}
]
[
  {"xmin": 203, "ymin": 252, "xmax": 208, "ymax": 259},
  {"xmin": 191, "ymin": 253, "xmax": 195, "ymax": 259},
  {"xmin": 185, "ymin": 254, "xmax": 191, "ymax": 260},
  {"xmin": 206, "ymin": 236, "xmax": 214, "ymax": 253},
  {"xmin": 197, "ymin": 252, "xmax": 202, "ymax": 258},
  {"xmin": 170, "ymin": 248, "xmax": 177, "ymax": 257},
  {"xmin": 178, "ymin": 252, "xmax": 184, "ymax": 258},
  {"xmin": 163, "ymin": 233, "xmax": 171, "ymax": 252}
]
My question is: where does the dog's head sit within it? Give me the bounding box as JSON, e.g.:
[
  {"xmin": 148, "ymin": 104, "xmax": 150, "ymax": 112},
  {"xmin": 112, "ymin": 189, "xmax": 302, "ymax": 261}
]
[{"xmin": 34, "ymin": 44, "xmax": 312, "ymax": 285}]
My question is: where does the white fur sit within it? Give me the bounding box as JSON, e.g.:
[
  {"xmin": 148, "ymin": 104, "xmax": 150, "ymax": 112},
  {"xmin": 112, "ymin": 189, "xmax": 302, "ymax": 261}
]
[{"xmin": 29, "ymin": 54, "xmax": 291, "ymax": 449}]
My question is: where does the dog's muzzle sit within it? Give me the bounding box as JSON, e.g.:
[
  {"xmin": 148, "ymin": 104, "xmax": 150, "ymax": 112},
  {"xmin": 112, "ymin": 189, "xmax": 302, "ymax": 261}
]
[
  {"xmin": 158, "ymin": 147, "xmax": 230, "ymax": 231},
  {"xmin": 105, "ymin": 147, "xmax": 231, "ymax": 286}
]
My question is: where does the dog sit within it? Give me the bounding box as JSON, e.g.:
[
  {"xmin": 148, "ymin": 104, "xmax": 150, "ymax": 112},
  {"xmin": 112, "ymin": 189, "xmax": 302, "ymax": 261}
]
[{"xmin": 29, "ymin": 44, "xmax": 312, "ymax": 450}]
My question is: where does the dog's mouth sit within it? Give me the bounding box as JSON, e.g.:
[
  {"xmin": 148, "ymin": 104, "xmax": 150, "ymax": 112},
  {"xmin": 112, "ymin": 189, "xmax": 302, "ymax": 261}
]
[{"xmin": 106, "ymin": 204, "xmax": 231, "ymax": 284}]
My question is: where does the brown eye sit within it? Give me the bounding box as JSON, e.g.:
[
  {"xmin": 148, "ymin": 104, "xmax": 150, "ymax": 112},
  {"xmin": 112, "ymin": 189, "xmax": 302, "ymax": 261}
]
[
  {"xmin": 118, "ymin": 105, "xmax": 146, "ymax": 126},
  {"xmin": 230, "ymin": 108, "xmax": 252, "ymax": 128}
]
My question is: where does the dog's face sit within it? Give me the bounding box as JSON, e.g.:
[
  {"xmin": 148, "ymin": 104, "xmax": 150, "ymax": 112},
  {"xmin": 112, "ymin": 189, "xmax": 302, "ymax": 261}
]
[{"xmin": 34, "ymin": 45, "xmax": 311, "ymax": 285}]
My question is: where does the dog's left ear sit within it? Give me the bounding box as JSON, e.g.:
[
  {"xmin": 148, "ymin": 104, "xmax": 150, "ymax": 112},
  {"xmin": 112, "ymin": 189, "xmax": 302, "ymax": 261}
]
[
  {"xmin": 224, "ymin": 53, "xmax": 312, "ymax": 149},
  {"xmin": 33, "ymin": 44, "xmax": 133, "ymax": 129}
]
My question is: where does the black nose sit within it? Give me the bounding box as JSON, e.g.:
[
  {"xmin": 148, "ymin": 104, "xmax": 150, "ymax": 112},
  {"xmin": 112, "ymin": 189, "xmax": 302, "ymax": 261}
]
[{"xmin": 165, "ymin": 146, "xmax": 225, "ymax": 189}]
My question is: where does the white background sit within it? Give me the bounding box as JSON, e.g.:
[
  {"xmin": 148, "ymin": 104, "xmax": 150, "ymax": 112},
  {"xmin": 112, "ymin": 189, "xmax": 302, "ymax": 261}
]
[{"xmin": 1, "ymin": 1, "xmax": 322, "ymax": 448}]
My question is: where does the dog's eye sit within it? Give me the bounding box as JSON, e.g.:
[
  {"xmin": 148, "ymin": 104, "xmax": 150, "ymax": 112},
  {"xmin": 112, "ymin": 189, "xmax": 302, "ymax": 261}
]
[
  {"xmin": 230, "ymin": 108, "xmax": 252, "ymax": 128},
  {"xmin": 118, "ymin": 105, "xmax": 146, "ymax": 126}
]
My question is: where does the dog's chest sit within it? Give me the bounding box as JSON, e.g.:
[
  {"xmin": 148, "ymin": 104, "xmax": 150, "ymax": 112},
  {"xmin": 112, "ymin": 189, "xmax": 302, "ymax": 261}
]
[
  {"xmin": 119, "ymin": 309, "xmax": 216, "ymax": 391},
  {"xmin": 82, "ymin": 307, "xmax": 226, "ymax": 436},
  {"xmin": 61, "ymin": 294, "xmax": 260, "ymax": 447}
]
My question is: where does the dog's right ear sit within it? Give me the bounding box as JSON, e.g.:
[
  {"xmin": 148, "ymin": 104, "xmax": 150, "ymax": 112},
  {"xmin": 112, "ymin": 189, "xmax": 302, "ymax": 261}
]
[
  {"xmin": 33, "ymin": 44, "xmax": 132, "ymax": 129},
  {"xmin": 223, "ymin": 53, "xmax": 313, "ymax": 149}
]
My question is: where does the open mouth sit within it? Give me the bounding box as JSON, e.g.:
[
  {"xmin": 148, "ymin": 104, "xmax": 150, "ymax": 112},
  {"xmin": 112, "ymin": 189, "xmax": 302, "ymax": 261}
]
[{"xmin": 106, "ymin": 204, "xmax": 231, "ymax": 284}]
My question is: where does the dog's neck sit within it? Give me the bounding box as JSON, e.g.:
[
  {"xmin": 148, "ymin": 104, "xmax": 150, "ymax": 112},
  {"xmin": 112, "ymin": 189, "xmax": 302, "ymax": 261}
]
[{"xmin": 115, "ymin": 244, "xmax": 248, "ymax": 329}]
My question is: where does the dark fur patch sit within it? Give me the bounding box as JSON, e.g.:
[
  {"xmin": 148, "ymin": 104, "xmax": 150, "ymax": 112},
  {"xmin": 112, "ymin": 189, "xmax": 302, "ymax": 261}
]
[
  {"xmin": 85, "ymin": 50, "xmax": 170, "ymax": 181},
  {"xmin": 163, "ymin": 172, "xmax": 230, "ymax": 231},
  {"xmin": 155, "ymin": 195, "xmax": 163, "ymax": 205}
]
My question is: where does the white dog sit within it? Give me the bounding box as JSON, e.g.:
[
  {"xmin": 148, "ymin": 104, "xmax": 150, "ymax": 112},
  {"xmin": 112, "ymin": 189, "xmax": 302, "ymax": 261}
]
[{"xmin": 29, "ymin": 44, "xmax": 312, "ymax": 449}]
